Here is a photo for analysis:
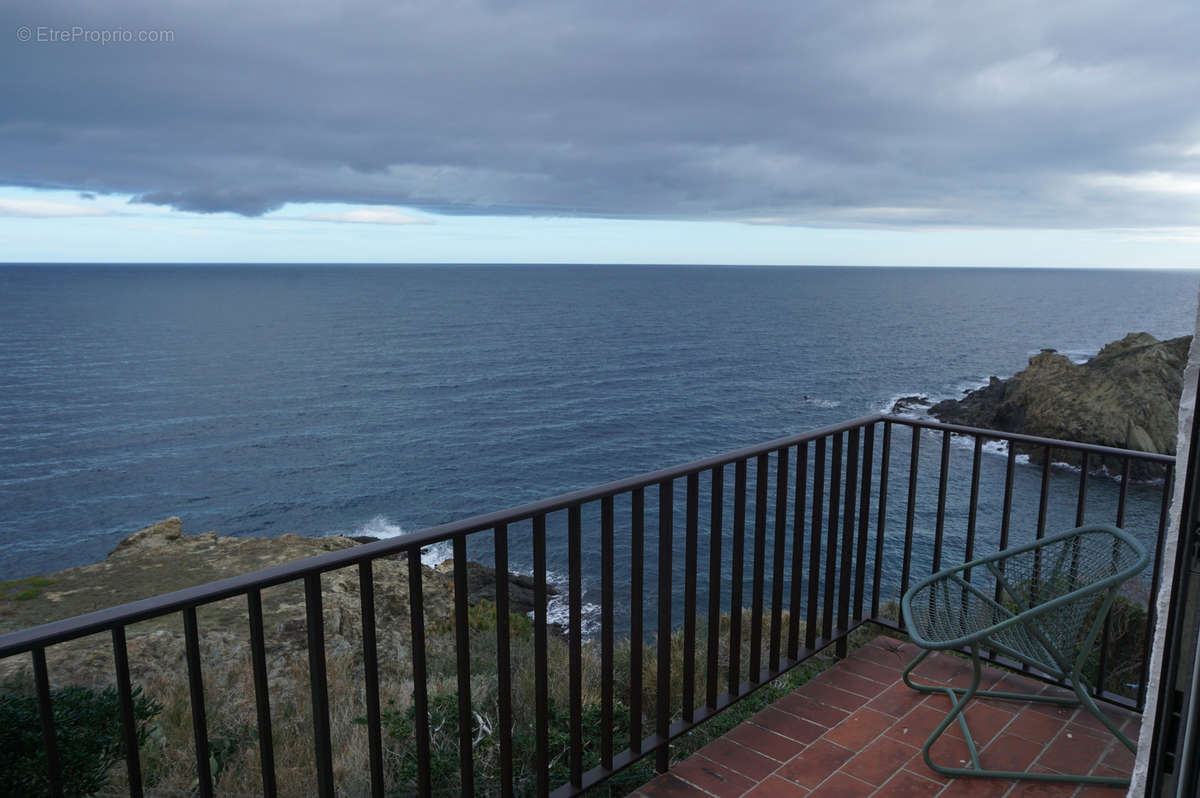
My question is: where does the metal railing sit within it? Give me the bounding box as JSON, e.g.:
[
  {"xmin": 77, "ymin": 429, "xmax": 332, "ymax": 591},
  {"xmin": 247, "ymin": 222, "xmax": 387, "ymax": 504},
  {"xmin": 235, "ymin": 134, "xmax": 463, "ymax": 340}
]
[{"xmin": 0, "ymin": 415, "xmax": 1175, "ymax": 797}]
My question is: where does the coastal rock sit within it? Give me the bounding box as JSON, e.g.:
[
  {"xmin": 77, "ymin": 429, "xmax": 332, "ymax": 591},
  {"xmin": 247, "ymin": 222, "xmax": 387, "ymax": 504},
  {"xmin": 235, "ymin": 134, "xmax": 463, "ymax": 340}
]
[
  {"xmin": 0, "ymin": 519, "xmax": 541, "ymax": 686},
  {"xmin": 927, "ymin": 332, "xmax": 1190, "ymax": 477},
  {"xmin": 889, "ymin": 395, "xmax": 932, "ymax": 415},
  {"xmin": 432, "ymin": 558, "xmax": 553, "ymax": 618}
]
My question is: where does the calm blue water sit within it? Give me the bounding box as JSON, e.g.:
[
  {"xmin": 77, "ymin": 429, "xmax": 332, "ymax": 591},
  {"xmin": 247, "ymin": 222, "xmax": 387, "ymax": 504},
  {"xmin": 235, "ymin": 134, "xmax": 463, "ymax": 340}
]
[{"xmin": 1, "ymin": 266, "xmax": 1196, "ymax": 625}]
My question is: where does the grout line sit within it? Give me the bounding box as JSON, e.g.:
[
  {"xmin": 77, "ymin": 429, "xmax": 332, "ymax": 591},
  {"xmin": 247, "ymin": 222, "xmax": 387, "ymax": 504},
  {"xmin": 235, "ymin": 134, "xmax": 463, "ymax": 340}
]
[{"xmin": 664, "ymin": 767, "xmax": 724, "ymax": 798}]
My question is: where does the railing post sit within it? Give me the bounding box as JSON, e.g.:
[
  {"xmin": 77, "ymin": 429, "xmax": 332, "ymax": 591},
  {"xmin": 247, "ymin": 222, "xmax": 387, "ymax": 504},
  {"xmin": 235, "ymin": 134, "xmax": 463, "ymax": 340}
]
[
  {"xmin": 706, "ymin": 466, "xmax": 724, "ymax": 711},
  {"xmin": 656, "ymin": 481, "xmax": 673, "ymax": 773},
  {"xmin": 569, "ymin": 506, "xmax": 584, "ymax": 787},
  {"xmin": 32, "ymin": 648, "xmax": 63, "ymax": 798},
  {"xmin": 729, "ymin": 461, "xmax": 747, "ymax": 694},
  {"xmin": 305, "ymin": 574, "xmax": 335, "ymax": 798},
  {"xmin": 823, "ymin": 433, "xmax": 842, "ymax": 646},
  {"xmin": 532, "ymin": 515, "xmax": 550, "ymax": 796},
  {"xmin": 408, "ymin": 550, "xmax": 433, "ymax": 797},
  {"xmin": 750, "ymin": 453, "xmax": 768, "ymax": 681}
]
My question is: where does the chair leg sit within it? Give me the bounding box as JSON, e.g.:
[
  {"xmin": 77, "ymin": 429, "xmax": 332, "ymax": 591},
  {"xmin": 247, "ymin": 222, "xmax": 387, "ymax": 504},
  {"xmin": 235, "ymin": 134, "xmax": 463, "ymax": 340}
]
[
  {"xmin": 1071, "ymin": 673, "xmax": 1138, "ymax": 753},
  {"xmin": 904, "ymin": 648, "xmax": 1079, "ymax": 708},
  {"xmin": 917, "ymin": 646, "xmax": 985, "ymax": 777},
  {"xmin": 904, "ymin": 647, "xmax": 1132, "ymax": 786}
]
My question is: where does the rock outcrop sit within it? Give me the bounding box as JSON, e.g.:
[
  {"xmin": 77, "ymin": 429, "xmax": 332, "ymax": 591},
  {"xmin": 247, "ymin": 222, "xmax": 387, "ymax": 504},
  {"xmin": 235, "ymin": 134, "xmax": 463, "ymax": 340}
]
[
  {"xmin": 927, "ymin": 332, "xmax": 1190, "ymax": 478},
  {"xmin": 0, "ymin": 518, "xmax": 550, "ymax": 685}
]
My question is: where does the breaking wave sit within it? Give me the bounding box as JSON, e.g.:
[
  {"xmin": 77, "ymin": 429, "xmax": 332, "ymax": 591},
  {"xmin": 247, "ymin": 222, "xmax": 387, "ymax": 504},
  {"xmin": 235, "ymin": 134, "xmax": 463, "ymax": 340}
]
[{"xmin": 341, "ymin": 515, "xmax": 453, "ymax": 567}]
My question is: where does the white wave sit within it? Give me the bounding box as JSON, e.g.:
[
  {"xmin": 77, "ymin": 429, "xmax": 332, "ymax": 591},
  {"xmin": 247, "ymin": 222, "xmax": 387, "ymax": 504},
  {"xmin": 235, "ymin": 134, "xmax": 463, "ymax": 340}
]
[
  {"xmin": 350, "ymin": 514, "xmax": 405, "ymax": 539},
  {"xmin": 981, "ymin": 439, "xmax": 1009, "ymax": 456},
  {"xmin": 952, "ymin": 377, "xmax": 993, "ymax": 396},
  {"xmin": 522, "ymin": 567, "xmax": 603, "ymax": 638},
  {"xmin": 878, "ymin": 392, "xmax": 932, "ymax": 418},
  {"xmin": 340, "ymin": 515, "xmax": 452, "ymax": 566},
  {"xmin": 801, "ymin": 397, "xmax": 842, "ymax": 409},
  {"xmin": 880, "ymin": 376, "xmax": 992, "ymax": 420},
  {"xmin": 419, "ymin": 540, "xmax": 454, "ymax": 568}
]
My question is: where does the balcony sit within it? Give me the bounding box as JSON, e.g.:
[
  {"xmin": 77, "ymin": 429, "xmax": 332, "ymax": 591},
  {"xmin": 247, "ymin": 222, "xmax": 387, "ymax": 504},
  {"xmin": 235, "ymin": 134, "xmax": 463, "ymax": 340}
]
[
  {"xmin": 0, "ymin": 415, "xmax": 1172, "ymax": 797},
  {"xmin": 633, "ymin": 636, "xmax": 1139, "ymax": 798}
]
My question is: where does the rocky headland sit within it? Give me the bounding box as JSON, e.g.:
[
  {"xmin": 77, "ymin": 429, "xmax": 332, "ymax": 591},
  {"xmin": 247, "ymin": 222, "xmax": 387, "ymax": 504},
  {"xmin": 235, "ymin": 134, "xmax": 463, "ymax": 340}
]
[{"xmin": 895, "ymin": 332, "xmax": 1190, "ymax": 478}]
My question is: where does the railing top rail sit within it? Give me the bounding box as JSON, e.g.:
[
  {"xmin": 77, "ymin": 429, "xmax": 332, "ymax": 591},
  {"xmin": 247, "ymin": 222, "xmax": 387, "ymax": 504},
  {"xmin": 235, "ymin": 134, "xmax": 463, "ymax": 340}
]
[
  {"xmin": 0, "ymin": 414, "xmax": 878, "ymax": 657},
  {"xmin": 884, "ymin": 415, "xmax": 1177, "ymax": 465},
  {"xmin": 0, "ymin": 413, "xmax": 1173, "ymax": 657}
]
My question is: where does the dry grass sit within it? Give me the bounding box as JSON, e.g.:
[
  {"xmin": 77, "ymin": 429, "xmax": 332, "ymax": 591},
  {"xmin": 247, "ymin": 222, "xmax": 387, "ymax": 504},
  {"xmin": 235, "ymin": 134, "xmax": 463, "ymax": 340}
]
[{"xmin": 12, "ymin": 600, "xmax": 852, "ymax": 797}]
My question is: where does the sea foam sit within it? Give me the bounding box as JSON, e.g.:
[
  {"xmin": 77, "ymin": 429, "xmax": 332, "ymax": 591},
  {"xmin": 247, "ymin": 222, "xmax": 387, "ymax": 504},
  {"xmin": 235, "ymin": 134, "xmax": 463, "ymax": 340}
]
[{"xmin": 344, "ymin": 515, "xmax": 453, "ymax": 567}]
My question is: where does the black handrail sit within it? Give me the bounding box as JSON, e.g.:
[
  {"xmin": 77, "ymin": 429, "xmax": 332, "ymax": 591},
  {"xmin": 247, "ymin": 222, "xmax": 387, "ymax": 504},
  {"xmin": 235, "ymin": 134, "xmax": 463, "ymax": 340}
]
[{"xmin": 0, "ymin": 414, "xmax": 1176, "ymax": 798}]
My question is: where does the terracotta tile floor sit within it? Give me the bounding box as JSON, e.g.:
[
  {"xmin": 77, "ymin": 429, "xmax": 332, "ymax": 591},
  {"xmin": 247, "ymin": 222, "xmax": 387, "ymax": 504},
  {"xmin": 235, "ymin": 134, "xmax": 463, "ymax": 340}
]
[{"xmin": 634, "ymin": 636, "xmax": 1139, "ymax": 798}]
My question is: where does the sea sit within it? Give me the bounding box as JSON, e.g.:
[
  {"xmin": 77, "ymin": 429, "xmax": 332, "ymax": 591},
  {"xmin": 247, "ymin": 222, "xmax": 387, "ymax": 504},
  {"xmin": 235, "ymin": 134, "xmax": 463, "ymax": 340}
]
[{"xmin": 1, "ymin": 265, "xmax": 1197, "ymax": 633}]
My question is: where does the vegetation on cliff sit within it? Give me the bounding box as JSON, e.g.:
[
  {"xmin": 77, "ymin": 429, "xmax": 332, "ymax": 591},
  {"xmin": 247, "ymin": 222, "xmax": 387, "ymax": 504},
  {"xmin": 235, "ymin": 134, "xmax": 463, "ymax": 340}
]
[
  {"xmin": 0, "ymin": 519, "xmax": 856, "ymax": 796},
  {"xmin": 926, "ymin": 332, "xmax": 1190, "ymax": 478}
]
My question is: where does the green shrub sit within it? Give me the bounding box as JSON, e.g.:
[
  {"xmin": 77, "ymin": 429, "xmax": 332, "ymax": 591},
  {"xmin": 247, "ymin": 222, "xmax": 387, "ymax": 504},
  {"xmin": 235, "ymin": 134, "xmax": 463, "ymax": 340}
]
[
  {"xmin": 377, "ymin": 691, "xmax": 633, "ymax": 796},
  {"xmin": 0, "ymin": 683, "xmax": 161, "ymax": 797}
]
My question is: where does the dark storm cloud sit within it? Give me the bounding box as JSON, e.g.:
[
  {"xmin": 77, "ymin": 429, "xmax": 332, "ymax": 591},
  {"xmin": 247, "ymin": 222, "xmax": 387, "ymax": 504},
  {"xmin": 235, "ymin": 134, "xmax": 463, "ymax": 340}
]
[{"xmin": 3, "ymin": 0, "xmax": 1200, "ymax": 227}]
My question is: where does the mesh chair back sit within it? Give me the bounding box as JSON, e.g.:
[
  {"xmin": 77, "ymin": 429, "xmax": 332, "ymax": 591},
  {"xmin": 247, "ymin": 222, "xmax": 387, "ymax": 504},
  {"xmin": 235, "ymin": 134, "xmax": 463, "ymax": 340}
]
[{"xmin": 904, "ymin": 525, "xmax": 1147, "ymax": 677}]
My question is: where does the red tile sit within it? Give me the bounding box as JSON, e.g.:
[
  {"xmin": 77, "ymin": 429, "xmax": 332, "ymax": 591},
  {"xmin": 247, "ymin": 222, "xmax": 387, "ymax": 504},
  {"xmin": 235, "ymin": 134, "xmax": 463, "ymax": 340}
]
[
  {"xmin": 935, "ymin": 776, "xmax": 1014, "ymax": 797},
  {"xmin": 1075, "ymin": 784, "xmax": 1135, "ymax": 798},
  {"xmin": 859, "ymin": 636, "xmax": 922, "ymax": 662},
  {"xmin": 1006, "ymin": 706, "xmax": 1069, "ymax": 744},
  {"xmin": 1101, "ymin": 739, "xmax": 1136, "ymax": 772},
  {"xmin": 1076, "ymin": 762, "xmax": 1134, "ymax": 795},
  {"xmin": 825, "ymin": 707, "xmax": 894, "ymax": 749},
  {"xmin": 695, "ymin": 737, "xmax": 782, "ymax": 781},
  {"xmin": 838, "ymin": 654, "xmax": 902, "ymax": 685},
  {"xmin": 823, "ymin": 670, "xmax": 890, "ymax": 698},
  {"xmin": 1120, "ymin": 713, "xmax": 1142, "ymax": 738},
  {"xmin": 668, "ymin": 754, "xmax": 758, "ymax": 798},
  {"xmin": 944, "ymin": 664, "xmax": 1008, "ymax": 692},
  {"xmin": 886, "ymin": 704, "xmax": 965, "ymax": 747},
  {"xmin": 725, "ymin": 721, "xmax": 807, "ymax": 763},
  {"xmin": 1005, "ymin": 778, "xmax": 1081, "ymax": 798},
  {"xmin": 773, "ymin": 692, "xmax": 850, "ymax": 728},
  {"xmin": 912, "ymin": 653, "xmax": 972, "ymax": 683},
  {"xmin": 1029, "ymin": 700, "xmax": 1077, "ymax": 724},
  {"xmin": 775, "ymin": 739, "xmax": 855, "ymax": 789},
  {"xmin": 841, "ymin": 735, "xmax": 918, "ymax": 785},
  {"xmin": 1036, "ymin": 725, "xmax": 1108, "ymax": 776},
  {"xmin": 749, "ymin": 706, "xmax": 826, "ymax": 743},
  {"xmin": 867, "ymin": 681, "xmax": 927, "ymax": 718},
  {"xmin": 916, "ymin": 732, "xmax": 974, "ymax": 782},
  {"xmin": 1088, "ymin": 763, "xmax": 1134, "ymax": 783},
  {"xmin": 870, "ymin": 769, "xmax": 942, "ymax": 798},
  {"xmin": 1069, "ymin": 707, "xmax": 1128, "ymax": 737},
  {"xmin": 799, "ymin": 679, "xmax": 868, "ymax": 712},
  {"xmin": 979, "ymin": 732, "xmax": 1045, "ymax": 772},
  {"xmin": 637, "ymin": 773, "xmax": 704, "ymax": 797},
  {"xmin": 741, "ymin": 775, "xmax": 810, "ymax": 797},
  {"xmin": 993, "ymin": 671, "xmax": 1051, "ymax": 695},
  {"xmin": 960, "ymin": 701, "xmax": 1019, "ymax": 746},
  {"xmin": 804, "ymin": 772, "xmax": 874, "ymax": 798}
]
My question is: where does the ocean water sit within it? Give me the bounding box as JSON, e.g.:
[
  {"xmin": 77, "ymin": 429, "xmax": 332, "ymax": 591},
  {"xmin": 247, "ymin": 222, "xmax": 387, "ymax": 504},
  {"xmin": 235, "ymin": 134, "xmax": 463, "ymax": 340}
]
[{"xmin": 1, "ymin": 264, "xmax": 1196, "ymax": 631}]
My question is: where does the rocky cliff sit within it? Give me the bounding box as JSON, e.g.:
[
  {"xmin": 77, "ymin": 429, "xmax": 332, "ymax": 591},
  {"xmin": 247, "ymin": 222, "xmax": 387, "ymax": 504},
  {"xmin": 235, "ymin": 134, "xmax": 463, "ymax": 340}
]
[
  {"xmin": 0, "ymin": 517, "xmax": 549, "ymax": 684},
  {"xmin": 925, "ymin": 332, "xmax": 1190, "ymax": 477}
]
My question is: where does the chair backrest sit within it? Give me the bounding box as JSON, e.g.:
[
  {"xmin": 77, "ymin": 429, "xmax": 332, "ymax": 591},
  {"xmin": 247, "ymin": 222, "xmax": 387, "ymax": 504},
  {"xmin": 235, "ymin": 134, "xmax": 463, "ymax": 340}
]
[
  {"xmin": 990, "ymin": 525, "xmax": 1147, "ymax": 670},
  {"xmin": 994, "ymin": 527, "xmax": 1144, "ymax": 609}
]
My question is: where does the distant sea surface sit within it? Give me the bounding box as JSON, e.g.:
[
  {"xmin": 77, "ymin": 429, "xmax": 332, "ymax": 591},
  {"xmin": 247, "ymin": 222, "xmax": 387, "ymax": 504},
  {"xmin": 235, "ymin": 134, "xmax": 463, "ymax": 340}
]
[{"xmin": 1, "ymin": 265, "xmax": 1197, "ymax": 598}]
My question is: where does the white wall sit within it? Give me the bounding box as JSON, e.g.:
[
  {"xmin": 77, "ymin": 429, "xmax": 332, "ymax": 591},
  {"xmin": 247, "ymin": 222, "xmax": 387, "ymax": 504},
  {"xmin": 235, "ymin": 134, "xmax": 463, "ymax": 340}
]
[{"xmin": 1130, "ymin": 288, "xmax": 1200, "ymax": 795}]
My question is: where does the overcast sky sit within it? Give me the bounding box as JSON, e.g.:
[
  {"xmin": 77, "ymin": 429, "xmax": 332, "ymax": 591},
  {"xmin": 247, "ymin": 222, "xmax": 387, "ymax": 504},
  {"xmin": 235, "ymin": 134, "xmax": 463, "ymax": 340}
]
[{"xmin": 2, "ymin": 0, "xmax": 1199, "ymax": 265}]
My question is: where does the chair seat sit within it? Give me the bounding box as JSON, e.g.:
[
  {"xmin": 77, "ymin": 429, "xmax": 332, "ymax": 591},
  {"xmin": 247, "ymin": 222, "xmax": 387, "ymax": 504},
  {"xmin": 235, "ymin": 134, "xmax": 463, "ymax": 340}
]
[{"xmin": 905, "ymin": 575, "xmax": 1058, "ymax": 672}]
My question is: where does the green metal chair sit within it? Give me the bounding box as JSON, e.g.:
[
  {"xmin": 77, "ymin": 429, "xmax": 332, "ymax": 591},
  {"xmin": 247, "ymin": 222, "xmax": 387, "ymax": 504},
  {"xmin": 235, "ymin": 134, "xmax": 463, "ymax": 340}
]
[{"xmin": 900, "ymin": 523, "xmax": 1149, "ymax": 786}]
